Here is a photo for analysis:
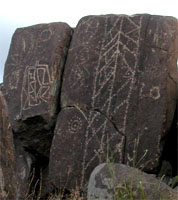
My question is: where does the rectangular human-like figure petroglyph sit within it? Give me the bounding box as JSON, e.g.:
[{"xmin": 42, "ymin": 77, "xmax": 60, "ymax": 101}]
[
  {"xmin": 61, "ymin": 14, "xmax": 178, "ymax": 173},
  {"xmin": 3, "ymin": 22, "xmax": 73, "ymax": 132},
  {"xmin": 21, "ymin": 63, "xmax": 52, "ymax": 111}
]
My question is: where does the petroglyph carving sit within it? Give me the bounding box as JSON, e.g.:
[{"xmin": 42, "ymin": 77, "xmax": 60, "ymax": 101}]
[
  {"xmin": 80, "ymin": 16, "xmax": 143, "ymax": 140},
  {"xmin": 49, "ymin": 107, "xmax": 125, "ymax": 190},
  {"xmin": 68, "ymin": 16, "xmax": 143, "ymax": 137},
  {"xmin": 40, "ymin": 28, "xmax": 52, "ymax": 42},
  {"xmin": 21, "ymin": 62, "xmax": 52, "ymax": 111},
  {"xmin": 68, "ymin": 116, "xmax": 83, "ymax": 134},
  {"xmin": 80, "ymin": 110, "xmax": 124, "ymax": 187},
  {"xmin": 94, "ymin": 16, "xmax": 142, "ymax": 135},
  {"xmin": 150, "ymin": 86, "xmax": 160, "ymax": 100},
  {"xmin": 64, "ymin": 16, "xmax": 144, "ymax": 186},
  {"xmin": 139, "ymin": 83, "xmax": 146, "ymax": 98}
]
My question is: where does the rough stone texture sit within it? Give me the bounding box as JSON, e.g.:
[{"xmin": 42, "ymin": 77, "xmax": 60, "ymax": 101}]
[
  {"xmin": 0, "ymin": 83, "xmax": 3, "ymax": 92},
  {"xmin": 175, "ymin": 185, "xmax": 178, "ymax": 190},
  {"xmin": 160, "ymin": 105, "xmax": 178, "ymax": 178},
  {"xmin": 61, "ymin": 15, "xmax": 178, "ymax": 171},
  {"xmin": 87, "ymin": 163, "xmax": 178, "ymax": 200},
  {"xmin": 3, "ymin": 22, "xmax": 73, "ymax": 130},
  {"xmin": 49, "ymin": 107, "xmax": 125, "ymax": 190},
  {"xmin": 13, "ymin": 128, "xmax": 53, "ymax": 158},
  {"xmin": 15, "ymin": 140, "xmax": 34, "ymax": 199},
  {"xmin": 177, "ymin": 105, "xmax": 178, "ymax": 174},
  {"xmin": 3, "ymin": 22, "xmax": 73, "ymax": 156},
  {"xmin": 0, "ymin": 91, "xmax": 18, "ymax": 200}
]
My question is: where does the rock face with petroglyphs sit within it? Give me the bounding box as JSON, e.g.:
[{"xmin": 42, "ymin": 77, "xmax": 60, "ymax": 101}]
[
  {"xmin": 49, "ymin": 14, "xmax": 178, "ymax": 190},
  {"xmin": 1, "ymin": 14, "xmax": 178, "ymax": 198},
  {"xmin": 3, "ymin": 22, "xmax": 73, "ymax": 157},
  {"xmin": 0, "ymin": 91, "xmax": 18, "ymax": 200},
  {"xmin": 49, "ymin": 107, "xmax": 125, "ymax": 190}
]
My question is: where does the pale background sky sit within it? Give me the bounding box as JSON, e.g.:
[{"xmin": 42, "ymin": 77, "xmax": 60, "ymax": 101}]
[{"xmin": 0, "ymin": 0, "xmax": 178, "ymax": 83}]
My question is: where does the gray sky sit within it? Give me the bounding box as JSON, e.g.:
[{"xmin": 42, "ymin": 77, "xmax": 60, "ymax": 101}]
[{"xmin": 0, "ymin": 0, "xmax": 178, "ymax": 83}]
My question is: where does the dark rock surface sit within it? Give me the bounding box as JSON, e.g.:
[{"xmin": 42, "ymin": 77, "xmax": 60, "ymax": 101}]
[
  {"xmin": 0, "ymin": 91, "xmax": 18, "ymax": 200},
  {"xmin": 1, "ymin": 14, "xmax": 178, "ymax": 198},
  {"xmin": 3, "ymin": 22, "xmax": 73, "ymax": 157},
  {"xmin": 60, "ymin": 14, "xmax": 178, "ymax": 172},
  {"xmin": 4, "ymin": 22, "xmax": 73, "ymax": 131},
  {"xmin": 49, "ymin": 107, "xmax": 125, "ymax": 190},
  {"xmin": 0, "ymin": 83, "xmax": 3, "ymax": 92},
  {"xmin": 15, "ymin": 140, "xmax": 35, "ymax": 199},
  {"xmin": 159, "ymin": 105, "xmax": 178, "ymax": 183},
  {"xmin": 87, "ymin": 163, "xmax": 178, "ymax": 200}
]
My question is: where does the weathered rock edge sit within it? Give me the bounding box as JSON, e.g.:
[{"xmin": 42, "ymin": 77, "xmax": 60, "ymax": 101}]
[
  {"xmin": 87, "ymin": 163, "xmax": 178, "ymax": 200},
  {"xmin": 60, "ymin": 14, "xmax": 178, "ymax": 171},
  {"xmin": 0, "ymin": 91, "xmax": 18, "ymax": 200}
]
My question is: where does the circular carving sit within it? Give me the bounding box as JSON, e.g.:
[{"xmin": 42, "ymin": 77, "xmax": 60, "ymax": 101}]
[
  {"xmin": 40, "ymin": 28, "xmax": 52, "ymax": 42},
  {"xmin": 68, "ymin": 117, "xmax": 83, "ymax": 134},
  {"xmin": 150, "ymin": 86, "xmax": 160, "ymax": 100}
]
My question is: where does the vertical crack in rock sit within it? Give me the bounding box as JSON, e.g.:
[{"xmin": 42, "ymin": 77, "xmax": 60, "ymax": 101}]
[
  {"xmin": 2, "ymin": 22, "xmax": 73, "ymax": 197},
  {"xmin": 3, "ymin": 22, "xmax": 73, "ymax": 157},
  {"xmin": 49, "ymin": 14, "xmax": 178, "ymax": 192},
  {"xmin": 2, "ymin": 14, "xmax": 178, "ymax": 197},
  {"xmin": 49, "ymin": 107, "xmax": 125, "ymax": 191}
]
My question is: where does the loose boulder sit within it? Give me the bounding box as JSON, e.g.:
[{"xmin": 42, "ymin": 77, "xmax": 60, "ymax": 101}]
[
  {"xmin": 87, "ymin": 163, "xmax": 178, "ymax": 200},
  {"xmin": 60, "ymin": 14, "xmax": 178, "ymax": 171},
  {"xmin": 0, "ymin": 91, "xmax": 18, "ymax": 199}
]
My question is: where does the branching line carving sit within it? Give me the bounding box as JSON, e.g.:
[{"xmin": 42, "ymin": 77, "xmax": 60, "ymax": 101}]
[{"xmin": 80, "ymin": 16, "xmax": 143, "ymax": 186}]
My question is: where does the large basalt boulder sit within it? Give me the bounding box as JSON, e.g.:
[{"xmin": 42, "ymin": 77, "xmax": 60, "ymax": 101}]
[
  {"xmin": 49, "ymin": 107, "xmax": 125, "ymax": 191},
  {"xmin": 87, "ymin": 163, "xmax": 178, "ymax": 200},
  {"xmin": 60, "ymin": 14, "xmax": 178, "ymax": 171},
  {"xmin": 0, "ymin": 91, "xmax": 18, "ymax": 200},
  {"xmin": 3, "ymin": 22, "xmax": 73, "ymax": 156}
]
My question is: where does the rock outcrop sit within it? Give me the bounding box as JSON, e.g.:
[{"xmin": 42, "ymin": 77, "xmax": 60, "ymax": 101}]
[
  {"xmin": 3, "ymin": 22, "xmax": 73, "ymax": 157},
  {"xmin": 87, "ymin": 163, "xmax": 178, "ymax": 200},
  {"xmin": 0, "ymin": 14, "xmax": 178, "ymax": 198},
  {"xmin": 49, "ymin": 107, "xmax": 125, "ymax": 190},
  {"xmin": 49, "ymin": 14, "xmax": 178, "ymax": 191},
  {"xmin": 0, "ymin": 91, "xmax": 18, "ymax": 200},
  {"xmin": 15, "ymin": 140, "xmax": 35, "ymax": 199}
]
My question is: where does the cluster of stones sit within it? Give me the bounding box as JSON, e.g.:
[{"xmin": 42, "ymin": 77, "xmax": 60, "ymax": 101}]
[{"xmin": 0, "ymin": 14, "xmax": 178, "ymax": 199}]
